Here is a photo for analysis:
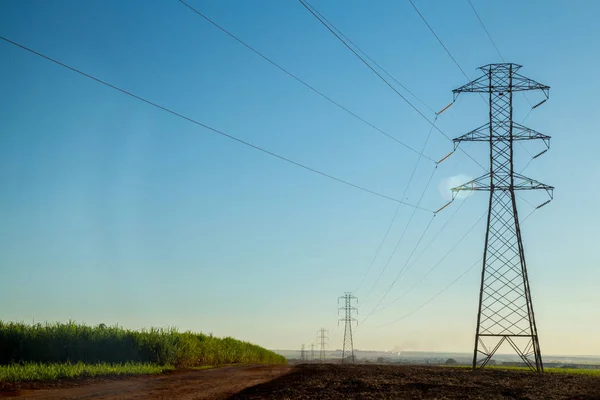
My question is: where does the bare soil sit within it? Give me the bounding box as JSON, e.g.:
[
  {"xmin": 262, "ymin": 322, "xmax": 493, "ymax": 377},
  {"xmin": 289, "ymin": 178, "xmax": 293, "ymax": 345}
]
[
  {"xmin": 232, "ymin": 364, "xmax": 600, "ymax": 400},
  {"xmin": 2, "ymin": 364, "xmax": 599, "ymax": 399}
]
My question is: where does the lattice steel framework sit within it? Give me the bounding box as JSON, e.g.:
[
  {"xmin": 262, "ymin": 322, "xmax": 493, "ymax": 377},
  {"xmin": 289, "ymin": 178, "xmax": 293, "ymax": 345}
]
[
  {"xmin": 452, "ymin": 63, "xmax": 553, "ymax": 372},
  {"xmin": 338, "ymin": 292, "xmax": 358, "ymax": 364},
  {"xmin": 317, "ymin": 328, "xmax": 328, "ymax": 362}
]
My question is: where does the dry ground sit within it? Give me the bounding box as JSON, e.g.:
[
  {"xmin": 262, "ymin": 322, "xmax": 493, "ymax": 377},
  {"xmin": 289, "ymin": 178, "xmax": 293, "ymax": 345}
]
[
  {"xmin": 0, "ymin": 365, "xmax": 292, "ymax": 399},
  {"xmin": 232, "ymin": 364, "xmax": 600, "ymax": 400},
  {"xmin": 2, "ymin": 363, "xmax": 600, "ymax": 399}
]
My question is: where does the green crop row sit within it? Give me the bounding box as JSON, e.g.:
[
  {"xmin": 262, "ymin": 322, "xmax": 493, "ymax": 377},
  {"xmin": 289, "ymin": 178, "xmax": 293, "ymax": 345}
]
[
  {"xmin": 546, "ymin": 367, "xmax": 600, "ymax": 375},
  {"xmin": 0, "ymin": 321, "xmax": 286, "ymax": 367},
  {"xmin": 445, "ymin": 364, "xmax": 600, "ymax": 375},
  {"xmin": 0, "ymin": 362, "xmax": 172, "ymax": 382}
]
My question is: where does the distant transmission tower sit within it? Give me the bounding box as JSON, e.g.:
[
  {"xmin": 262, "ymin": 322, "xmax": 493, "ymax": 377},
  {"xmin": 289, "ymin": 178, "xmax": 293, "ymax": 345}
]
[
  {"xmin": 452, "ymin": 63, "xmax": 553, "ymax": 372},
  {"xmin": 338, "ymin": 292, "xmax": 358, "ymax": 364},
  {"xmin": 317, "ymin": 328, "xmax": 328, "ymax": 362},
  {"xmin": 300, "ymin": 344, "xmax": 306, "ymax": 362},
  {"xmin": 310, "ymin": 344, "xmax": 315, "ymax": 362}
]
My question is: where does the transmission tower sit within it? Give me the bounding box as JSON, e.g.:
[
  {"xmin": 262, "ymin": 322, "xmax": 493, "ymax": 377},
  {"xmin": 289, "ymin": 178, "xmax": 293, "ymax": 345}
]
[
  {"xmin": 452, "ymin": 63, "xmax": 553, "ymax": 372},
  {"xmin": 310, "ymin": 344, "xmax": 315, "ymax": 362},
  {"xmin": 338, "ymin": 292, "xmax": 358, "ymax": 364},
  {"xmin": 300, "ymin": 344, "xmax": 306, "ymax": 362},
  {"xmin": 317, "ymin": 328, "xmax": 328, "ymax": 362}
]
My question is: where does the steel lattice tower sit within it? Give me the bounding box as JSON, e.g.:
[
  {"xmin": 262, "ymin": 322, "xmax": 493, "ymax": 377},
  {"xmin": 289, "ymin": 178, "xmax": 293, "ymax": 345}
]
[
  {"xmin": 317, "ymin": 328, "xmax": 328, "ymax": 362},
  {"xmin": 300, "ymin": 344, "xmax": 306, "ymax": 362},
  {"xmin": 310, "ymin": 344, "xmax": 315, "ymax": 362},
  {"xmin": 452, "ymin": 63, "xmax": 553, "ymax": 372},
  {"xmin": 338, "ymin": 292, "xmax": 358, "ymax": 364}
]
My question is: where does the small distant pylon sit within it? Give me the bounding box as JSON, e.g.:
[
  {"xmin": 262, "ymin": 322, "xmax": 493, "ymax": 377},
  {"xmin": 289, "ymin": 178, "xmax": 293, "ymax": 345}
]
[
  {"xmin": 300, "ymin": 344, "xmax": 306, "ymax": 362},
  {"xmin": 310, "ymin": 344, "xmax": 315, "ymax": 362},
  {"xmin": 317, "ymin": 328, "xmax": 328, "ymax": 362},
  {"xmin": 338, "ymin": 292, "xmax": 358, "ymax": 364}
]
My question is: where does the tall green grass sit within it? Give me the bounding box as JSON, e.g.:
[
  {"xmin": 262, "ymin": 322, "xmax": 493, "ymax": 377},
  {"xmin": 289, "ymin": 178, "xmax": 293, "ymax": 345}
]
[
  {"xmin": 0, "ymin": 321, "xmax": 286, "ymax": 368},
  {"xmin": 0, "ymin": 362, "xmax": 172, "ymax": 382}
]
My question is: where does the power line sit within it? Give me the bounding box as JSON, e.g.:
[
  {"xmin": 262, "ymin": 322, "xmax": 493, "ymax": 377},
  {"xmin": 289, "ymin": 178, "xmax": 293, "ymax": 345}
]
[
  {"xmin": 394, "ymin": 194, "xmax": 471, "ymax": 280},
  {"xmin": 297, "ymin": 3, "xmax": 489, "ymax": 314},
  {"xmin": 303, "ymin": 2, "xmax": 436, "ymax": 115},
  {"xmin": 177, "ymin": 0, "xmax": 436, "ymax": 163},
  {"xmin": 376, "ymin": 194, "xmax": 540, "ymax": 320},
  {"xmin": 361, "ymin": 165, "xmax": 438, "ymax": 304},
  {"xmin": 408, "ymin": 0, "xmax": 494, "ymax": 113},
  {"xmin": 521, "ymin": 107, "xmax": 534, "ymax": 124},
  {"xmin": 372, "ymin": 154, "xmax": 548, "ymax": 329},
  {"xmin": 407, "ymin": 0, "xmax": 471, "ymax": 81},
  {"xmin": 521, "ymin": 93, "xmax": 535, "ymax": 111},
  {"xmin": 377, "ymin": 206, "xmax": 541, "ymax": 328},
  {"xmin": 357, "ymin": 161, "xmax": 472, "ymax": 314},
  {"xmin": 466, "ymin": 0, "xmax": 504, "ymax": 62},
  {"xmin": 298, "ymin": 0, "xmax": 486, "ymax": 172},
  {"xmin": 353, "ymin": 120, "xmax": 437, "ymax": 294},
  {"xmin": 378, "ymin": 256, "xmax": 481, "ymax": 328},
  {"xmin": 358, "ymin": 194, "xmax": 473, "ymax": 315},
  {"xmin": 363, "ymin": 122, "xmax": 535, "ymax": 321},
  {"xmin": 374, "ymin": 209, "xmax": 487, "ymax": 314},
  {"xmin": 465, "ymin": 0, "xmax": 535, "ymax": 109},
  {"xmin": 369, "ymin": 178, "xmax": 530, "ymax": 317},
  {"xmin": 409, "ymin": 0, "xmax": 537, "ymax": 166},
  {"xmin": 520, "ymin": 157, "xmax": 535, "ymax": 175},
  {"xmin": 293, "ymin": 1, "xmax": 461, "ymax": 298},
  {"xmin": 0, "ymin": 35, "xmax": 433, "ymax": 212},
  {"xmin": 178, "ymin": 1, "xmax": 459, "ymax": 301},
  {"xmin": 299, "ymin": 0, "xmax": 433, "ymax": 122},
  {"xmin": 360, "ymin": 212, "xmax": 437, "ymax": 325},
  {"xmin": 464, "ymin": 0, "xmax": 536, "ymax": 113}
]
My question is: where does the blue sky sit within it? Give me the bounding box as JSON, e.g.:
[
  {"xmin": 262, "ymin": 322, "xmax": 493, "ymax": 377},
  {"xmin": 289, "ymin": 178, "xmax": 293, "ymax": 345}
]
[{"xmin": 1, "ymin": 0, "xmax": 599, "ymax": 356}]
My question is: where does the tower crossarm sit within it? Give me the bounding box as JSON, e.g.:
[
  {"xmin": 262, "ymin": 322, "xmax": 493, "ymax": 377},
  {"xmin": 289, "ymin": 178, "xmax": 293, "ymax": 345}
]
[
  {"xmin": 451, "ymin": 173, "xmax": 554, "ymax": 194},
  {"xmin": 512, "ymin": 173, "xmax": 554, "ymax": 194},
  {"xmin": 452, "ymin": 63, "xmax": 550, "ymax": 99},
  {"xmin": 452, "ymin": 74, "xmax": 489, "ymax": 98},
  {"xmin": 512, "ymin": 123, "xmax": 551, "ymax": 145},
  {"xmin": 453, "ymin": 122, "xmax": 551, "ymax": 146},
  {"xmin": 511, "ymin": 73, "xmax": 550, "ymax": 94}
]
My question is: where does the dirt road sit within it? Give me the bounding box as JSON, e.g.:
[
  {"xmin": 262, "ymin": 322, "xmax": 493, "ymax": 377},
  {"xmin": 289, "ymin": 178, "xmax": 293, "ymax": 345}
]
[{"xmin": 1, "ymin": 365, "xmax": 292, "ymax": 400}]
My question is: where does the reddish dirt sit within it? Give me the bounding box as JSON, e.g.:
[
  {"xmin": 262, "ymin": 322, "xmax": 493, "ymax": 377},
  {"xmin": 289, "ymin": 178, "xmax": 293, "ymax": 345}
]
[
  {"xmin": 2, "ymin": 364, "xmax": 600, "ymax": 399},
  {"xmin": 232, "ymin": 364, "xmax": 600, "ymax": 400},
  {"xmin": 0, "ymin": 365, "xmax": 292, "ymax": 399}
]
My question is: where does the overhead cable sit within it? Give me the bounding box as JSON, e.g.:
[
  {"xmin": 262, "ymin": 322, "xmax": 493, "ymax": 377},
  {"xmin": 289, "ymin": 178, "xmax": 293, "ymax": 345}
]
[
  {"xmin": 299, "ymin": 0, "xmax": 486, "ymax": 172},
  {"xmin": 0, "ymin": 35, "xmax": 432, "ymax": 212},
  {"xmin": 178, "ymin": 0, "xmax": 436, "ymax": 162}
]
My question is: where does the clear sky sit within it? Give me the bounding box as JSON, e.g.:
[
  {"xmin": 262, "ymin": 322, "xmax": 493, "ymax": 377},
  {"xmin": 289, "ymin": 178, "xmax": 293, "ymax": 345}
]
[{"xmin": 1, "ymin": 0, "xmax": 599, "ymax": 356}]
